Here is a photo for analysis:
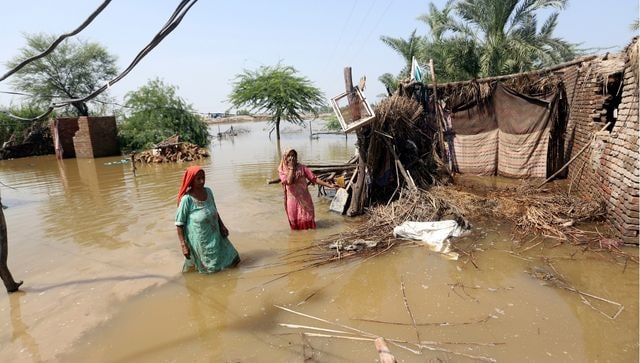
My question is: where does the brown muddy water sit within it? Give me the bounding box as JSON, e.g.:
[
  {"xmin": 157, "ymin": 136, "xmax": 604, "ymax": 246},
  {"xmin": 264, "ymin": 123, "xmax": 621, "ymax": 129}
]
[{"xmin": 0, "ymin": 121, "xmax": 637, "ymax": 362}]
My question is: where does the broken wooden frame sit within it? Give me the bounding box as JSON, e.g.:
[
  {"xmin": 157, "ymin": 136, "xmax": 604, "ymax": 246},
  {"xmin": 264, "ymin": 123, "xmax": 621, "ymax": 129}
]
[{"xmin": 330, "ymin": 87, "xmax": 375, "ymax": 133}]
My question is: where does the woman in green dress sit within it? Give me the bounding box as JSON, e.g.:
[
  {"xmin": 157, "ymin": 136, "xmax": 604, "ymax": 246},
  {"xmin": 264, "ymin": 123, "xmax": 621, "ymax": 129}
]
[{"xmin": 176, "ymin": 166, "xmax": 239, "ymax": 273}]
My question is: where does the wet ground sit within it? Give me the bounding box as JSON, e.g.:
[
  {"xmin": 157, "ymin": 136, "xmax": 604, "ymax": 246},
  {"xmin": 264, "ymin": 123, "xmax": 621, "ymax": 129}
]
[{"xmin": 0, "ymin": 121, "xmax": 637, "ymax": 362}]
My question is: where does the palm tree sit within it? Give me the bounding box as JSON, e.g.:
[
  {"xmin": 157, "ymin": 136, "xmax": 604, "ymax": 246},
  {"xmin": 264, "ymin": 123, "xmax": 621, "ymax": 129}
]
[
  {"xmin": 416, "ymin": 0, "xmax": 457, "ymax": 42},
  {"xmin": 455, "ymin": 0, "xmax": 577, "ymax": 76},
  {"xmin": 380, "ymin": 29, "xmax": 424, "ymax": 79},
  {"xmin": 381, "ymin": 0, "xmax": 578, "ymax": 83},
  {"xmin": 229, "ymin": 64, "xmax": 325, "ymax": 140},
  {"xmin": 414, "ymin": 1, "xmax": 481, "ymax": 82}
]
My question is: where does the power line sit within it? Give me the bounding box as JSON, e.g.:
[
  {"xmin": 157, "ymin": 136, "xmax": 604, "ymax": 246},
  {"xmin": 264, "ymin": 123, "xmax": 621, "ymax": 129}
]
[
  {"xmin": 320, "ymin": 0, "xmax": 359, "ymax": 77},
  {"xmin": 0, "ymin": 0, "xmax": 113, "ymax": 83},
  {"xmin": 342, "ymin": 0, "xmax": 379, "ymax": 63},
  {"xmin": 348, "ymin": 0, "xmax": 397, "ymax": 66},
  {"xmin": 3, "ymin": 0, "xmax": 200, "ymax": 123}
]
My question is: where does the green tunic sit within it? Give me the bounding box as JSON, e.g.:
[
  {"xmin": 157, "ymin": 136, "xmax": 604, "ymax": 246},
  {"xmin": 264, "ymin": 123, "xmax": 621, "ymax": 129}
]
[{"xmin": 175, "ymin": 187, "xmax": 239, "ymax": 273}]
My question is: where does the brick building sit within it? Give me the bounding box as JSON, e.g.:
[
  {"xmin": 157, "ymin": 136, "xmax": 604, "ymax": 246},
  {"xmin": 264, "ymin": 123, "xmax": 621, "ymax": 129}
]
[
  {"xmin": 561, "ymin": 38, "xmax": 639, "ymax": 242},
  {"xmin": 426, "ymin": 37, "xmax": 639, "ymax": 242},
  {"xmin": 52, "ymin": 116, "xmax": 120, "ymax": 159}
]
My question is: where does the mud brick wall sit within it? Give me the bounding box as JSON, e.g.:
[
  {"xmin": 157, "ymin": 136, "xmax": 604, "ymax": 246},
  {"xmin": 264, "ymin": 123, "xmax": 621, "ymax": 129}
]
[
  {"xmin": 53, "ymin": 117, "xmax": 81, "ymax": 158},
  {"xmin": 564, "ymin": 38, "xmax": 639, "ymax": 242},
  {"xmin": 72, "ymin": 116, "xmax": 120, "ymax": 158}
]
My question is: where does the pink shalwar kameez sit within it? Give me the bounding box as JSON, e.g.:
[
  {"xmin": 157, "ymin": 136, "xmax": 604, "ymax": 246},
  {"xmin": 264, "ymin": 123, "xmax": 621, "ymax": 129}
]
[{"xmin": 279, "ymin": 165, "xmax": 317, "ymax": 230}]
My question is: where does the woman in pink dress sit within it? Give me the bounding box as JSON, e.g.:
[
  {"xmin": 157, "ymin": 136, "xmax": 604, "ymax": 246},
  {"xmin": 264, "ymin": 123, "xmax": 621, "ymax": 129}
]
[{"xmin": 278, "ymin": 149, "xmax": 337, "ymax": 230}]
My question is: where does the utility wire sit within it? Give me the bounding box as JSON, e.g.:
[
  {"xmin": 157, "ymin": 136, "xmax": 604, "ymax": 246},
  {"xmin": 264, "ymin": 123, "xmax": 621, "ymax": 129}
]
[
  {"xmin": 3, "ymin": 0, "xmax": 200, "ymax": 123},
  {"xmin": 320, "ymin": 0, "xmax": 359, "ymax": 77},
  {"xmin": 0, "ymin": 0, "xmax": 113, "ymax": 83}
]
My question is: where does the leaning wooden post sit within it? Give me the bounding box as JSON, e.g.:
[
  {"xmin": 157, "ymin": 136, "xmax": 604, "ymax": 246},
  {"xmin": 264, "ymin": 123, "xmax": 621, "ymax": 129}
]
[
  {"xmin": 344, "ymin": 67, "xmax": 361, "ymax": 122},
  {"xmin": 344, "ymin": 66, "xmax": 366, "ymax": 216},
  {"xmin": 374, "ymin": 337, "xmax": 397, "ymax": 363},
  {"xmin": 0, "ymin": 194, "xmax": 22, "ymax": 293},
  {"xmin": 429, "ymin": 59, "xmax": 450, "ymax": 174}
]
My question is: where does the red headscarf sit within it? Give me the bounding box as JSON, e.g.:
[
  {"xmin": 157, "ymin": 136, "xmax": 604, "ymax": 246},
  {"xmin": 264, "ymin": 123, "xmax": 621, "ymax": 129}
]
[{"xmin": 177, "ymin": 165, "xmax": 203, "ymax": 206}]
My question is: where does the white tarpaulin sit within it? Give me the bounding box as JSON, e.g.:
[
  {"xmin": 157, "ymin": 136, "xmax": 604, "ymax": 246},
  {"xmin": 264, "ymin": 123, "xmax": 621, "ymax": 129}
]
[{"xmin": 393, "ymin": 220, "xmax": 465, "ymax": 260}]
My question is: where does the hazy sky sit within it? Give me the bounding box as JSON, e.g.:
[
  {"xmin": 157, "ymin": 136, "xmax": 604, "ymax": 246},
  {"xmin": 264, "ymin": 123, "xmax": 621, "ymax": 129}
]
[{"xmin": 0, "ymin": 0, "xmax": 638, "ymax": 114}]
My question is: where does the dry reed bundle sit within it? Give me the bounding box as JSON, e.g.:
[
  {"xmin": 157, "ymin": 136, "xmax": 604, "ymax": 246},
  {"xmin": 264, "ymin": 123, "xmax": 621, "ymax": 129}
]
[
  {"xmin": 368, "ymin": 95, "xmax": 446, "ymax": 191},
  {"xmin": 439, "ymin": 81, "xmax": 493, "ymax": 109},
  {"xmin": 286, "ymin": 185, "xmax": 608, "ymax": 267},
  {"xmin": 489, "ymin": 187, "xmax": 606, "ymax": 241},
  {"xmin": 284, "ymin": 188, "xmax": 477, "ymax": 266},
  {"xmin": 503, "ymin": 73, "xmax": 561, "ymax": 97}
]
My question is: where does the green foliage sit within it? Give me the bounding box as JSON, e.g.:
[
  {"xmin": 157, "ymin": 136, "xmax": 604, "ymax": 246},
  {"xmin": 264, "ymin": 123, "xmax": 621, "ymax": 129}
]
[
  {"xmin": 118, "ymin": 79, "xmax": 210, "ymax": 152},
  {"xmin": 380, "ymin": 0, "xmax": 579, "ymax": 83},
  {"xmin": 315, "ymin": 103, "xmax": 333, "ymax": 114},
  {"xmin": 453, "ymin": 0, "xmax": 576, "ymax": 76},
  {"xmin": 378, "ymin": 72, "xmax": 401, "ymax": 94},
  {"xmin": 228, "ymin": 63, "xmax": 325, "ymax": 139},
  {"xmin": 323, "ymin": 113, "xmax": 342, "ymax": 131},
  {"xmin": 0, "ymin": 103, "xmax": 51, "ymax": 144},
  {"xmin": 6, "ymin": 33, "xmax": 118, "ymax": 116},
  {"xmin": 236, "ymin": 109, "xmax": 251, "ymax": 115}
]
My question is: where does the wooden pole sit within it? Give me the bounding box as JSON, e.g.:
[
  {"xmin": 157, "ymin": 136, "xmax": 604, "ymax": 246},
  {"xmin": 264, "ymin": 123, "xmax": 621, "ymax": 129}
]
[
  {"xmin": 536, "ymin": 122, "xmax": 611, "ymax": 188},
  {"xmin": 421, "ymin": 55, "xmax": 598, "ymax": 90},
  {"xmin": 344, "ymin": 67, "xmax": 361, "ymax": 122},
  {"xmin": 375, "ymin": 337, "xmax": 397, "ymax": 363},
  {"xmin": 429, "ymin": 60, "xmax": 445, "ymax": 156},
  {"xmin": 344, "ymin": 66, "xmax": 366, "ymax": 216}
]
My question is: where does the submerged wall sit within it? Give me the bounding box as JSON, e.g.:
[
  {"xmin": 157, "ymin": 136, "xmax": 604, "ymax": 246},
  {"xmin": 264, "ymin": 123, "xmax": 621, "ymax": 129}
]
[
  {"xmin": 564, "ymin": 38, "xmax": 639, "ymax": 242},
  {"xmin": 53, "ymin": 116, "xmax": 120, "ymax": 159}
]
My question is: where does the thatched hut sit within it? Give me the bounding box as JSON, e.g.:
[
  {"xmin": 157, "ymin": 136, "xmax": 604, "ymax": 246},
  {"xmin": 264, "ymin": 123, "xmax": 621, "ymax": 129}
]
[{"xmin": 337, "ymin": 37, "xmax": 638, "ymax": 244}]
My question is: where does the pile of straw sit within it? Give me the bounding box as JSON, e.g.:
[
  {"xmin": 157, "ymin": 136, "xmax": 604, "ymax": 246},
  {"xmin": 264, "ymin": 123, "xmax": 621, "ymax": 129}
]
[{"xmin": 293, "ymin": 185, "xmax": 607, "ymax": 265}]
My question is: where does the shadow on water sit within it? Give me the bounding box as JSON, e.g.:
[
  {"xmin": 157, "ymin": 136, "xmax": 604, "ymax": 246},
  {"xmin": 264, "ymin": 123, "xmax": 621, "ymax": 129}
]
[{"xmin": 22, "ymin": 274, "xmax": 172, "ymax": 293}]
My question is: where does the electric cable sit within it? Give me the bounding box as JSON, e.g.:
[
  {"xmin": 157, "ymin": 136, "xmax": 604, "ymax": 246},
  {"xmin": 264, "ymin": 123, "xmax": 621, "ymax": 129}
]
[
  {"xmin": 3, "ymin": 0, "xmax": 199, "ymax": 123},
  {"xmin": 0, "ymin": 0, "xmax": 113, "ymax": 83}
]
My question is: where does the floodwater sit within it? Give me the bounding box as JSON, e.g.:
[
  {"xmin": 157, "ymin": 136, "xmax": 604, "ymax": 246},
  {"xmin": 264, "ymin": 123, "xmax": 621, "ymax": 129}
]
[{"xmin": 0, "ymin": 121, "xmax": 637, "ymax": 362}]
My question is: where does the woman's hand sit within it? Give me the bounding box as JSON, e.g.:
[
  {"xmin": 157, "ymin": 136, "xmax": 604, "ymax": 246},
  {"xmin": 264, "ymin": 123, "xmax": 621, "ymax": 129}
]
[
  {"xmin": 177, "ymin": 226, "xmax": 190, "ymax": 259},
  {"xmin": 181, "ymin": 243, "xmax": 191, "ymax": 259},
  {"xmin": 320, "ymin": 180, "xmax": 338, "ymax": 189}
]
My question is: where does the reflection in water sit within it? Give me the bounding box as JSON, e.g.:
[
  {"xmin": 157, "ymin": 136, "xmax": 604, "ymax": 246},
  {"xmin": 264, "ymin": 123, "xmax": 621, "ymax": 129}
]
[
  {"xmin": 184, "ymin": 273, "xmax": 239, "ymax": 359},
  {"xmin": 9, "ymin": 292, "xmax": 43, "ymax": 363}
]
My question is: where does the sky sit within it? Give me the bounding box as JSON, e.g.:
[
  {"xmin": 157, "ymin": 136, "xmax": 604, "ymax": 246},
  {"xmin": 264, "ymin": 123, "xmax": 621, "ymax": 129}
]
[{"xmin": 0, "ymin": 0, "xmax": 638, "ymax": 115}]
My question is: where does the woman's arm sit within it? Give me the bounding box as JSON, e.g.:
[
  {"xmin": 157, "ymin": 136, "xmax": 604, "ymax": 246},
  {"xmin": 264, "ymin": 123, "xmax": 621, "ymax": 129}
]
[
  {"xmin": 302, "ymin": 165, "xmax": 337, "ymax": 189},
  {"xmin": 315, "ymin": 177, "xmax": 337, "ymax": 189},
  {"xmin": 218, "ymin": 215, "xmax": 229, "ymax": 237},
  {"xmin": 176, "ymin": 226, "xmax": 190, "ymax": 258}
]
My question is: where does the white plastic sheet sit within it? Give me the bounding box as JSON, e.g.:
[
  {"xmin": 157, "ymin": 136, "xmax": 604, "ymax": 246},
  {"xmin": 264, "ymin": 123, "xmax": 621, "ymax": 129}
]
[{"xmin": 393, "ymin": 220, "xmax": 465, "ymax": 260}]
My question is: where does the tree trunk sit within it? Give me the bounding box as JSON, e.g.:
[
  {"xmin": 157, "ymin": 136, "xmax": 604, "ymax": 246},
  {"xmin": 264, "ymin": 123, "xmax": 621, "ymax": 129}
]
[
  {"xmin": 0, "ymin": 197, "xmax": 22, "ymax": 293},
  {"xmin": 72, "ymin": 101, "xmax": 89, "ymax": 116},
  {"xmin": 276, "ymin": 116, "xmax": 281, "ymax": 140}
]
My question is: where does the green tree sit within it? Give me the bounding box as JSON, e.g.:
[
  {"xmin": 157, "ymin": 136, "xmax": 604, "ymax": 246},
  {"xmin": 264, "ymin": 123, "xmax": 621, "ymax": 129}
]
[
  {"xmin": 415, "ymin": 1, "xmax": 481, "ymax": 82},
  {"xmin": 0, "ymin": 104, "xmax": 51, "ymax": 144},
  {"xmin": 380, "ymin": 29, "xmax": 424, "ymax": 79},
  {"xmin": 454, "ymin": 0, "xmax": 576, "ymax": 76},
  {"xmin": 118, "ymin": 79, "xmax": 210, "ymax": 152},
  {"xmin": 6, "ymin": 33, "xmax": 118, "ymax": 116},
  {"xmin": 381, "ymin": 0, "xmax": 578, "ymax": 84},
  {"xmin": 228, "ymin": 64, "xmax": 325, "ymax": 140}
]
